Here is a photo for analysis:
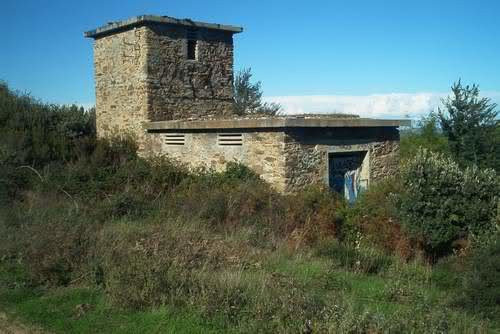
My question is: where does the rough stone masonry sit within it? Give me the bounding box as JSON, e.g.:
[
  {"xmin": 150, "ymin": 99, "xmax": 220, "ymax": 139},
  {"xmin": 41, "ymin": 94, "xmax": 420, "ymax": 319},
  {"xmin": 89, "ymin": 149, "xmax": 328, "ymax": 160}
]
[{"xmin": 85, "ymin": 15, "xmax": 410, "ymax": 196}]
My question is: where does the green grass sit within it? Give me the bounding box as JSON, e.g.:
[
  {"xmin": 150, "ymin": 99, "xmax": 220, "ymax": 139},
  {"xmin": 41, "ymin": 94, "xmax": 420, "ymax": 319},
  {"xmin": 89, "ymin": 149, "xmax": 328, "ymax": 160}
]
[
  {"xmin": 0, "ymin": 225, "xmax": 495, "ymax": 333},
  {"xmin": 1, "ymin": 251, "xmax": 497, "ymax": 333},
  {"xmin": 264, "ymin": 252, "xmax": 333, "ymax": 282},
  {"xmin": 1, "ymin": 79, "xmax": 499, "ymax": 333},
  {"xmin": 0, "ymin": 285, "xmax": 227, "ymax": 334},
  {"xmin": 0, "ymin": 264, "xmax": 227, "ymax": 334}
]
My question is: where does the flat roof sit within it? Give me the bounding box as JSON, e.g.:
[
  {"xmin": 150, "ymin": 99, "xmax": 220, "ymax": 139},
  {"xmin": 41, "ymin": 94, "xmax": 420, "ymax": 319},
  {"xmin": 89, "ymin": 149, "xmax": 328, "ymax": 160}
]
[
  {"xmin": 84, "ymin": 15, "xmax": 243, "ymax": 39},
  {"xmin": 145, "ymin": 117, "xmax": 411, "ymax": 131}
]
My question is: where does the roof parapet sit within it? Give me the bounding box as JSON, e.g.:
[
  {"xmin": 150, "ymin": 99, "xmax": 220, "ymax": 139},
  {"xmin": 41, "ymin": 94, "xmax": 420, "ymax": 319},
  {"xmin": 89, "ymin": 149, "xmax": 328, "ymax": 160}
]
[
  {"xmin": 144, "ymin": 118, "xmax": 412, "ymax": 131},
  {"xmin": 84, "ymin": 15, "xmax": 243, "ymax": 39}
]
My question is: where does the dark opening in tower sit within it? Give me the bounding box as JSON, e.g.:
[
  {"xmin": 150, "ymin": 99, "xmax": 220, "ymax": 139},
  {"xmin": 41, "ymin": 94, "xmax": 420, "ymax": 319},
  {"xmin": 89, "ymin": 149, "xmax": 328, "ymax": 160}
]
[{"xmin": 186, "ymin": 30, "xmax": 198, "ymax": 60}]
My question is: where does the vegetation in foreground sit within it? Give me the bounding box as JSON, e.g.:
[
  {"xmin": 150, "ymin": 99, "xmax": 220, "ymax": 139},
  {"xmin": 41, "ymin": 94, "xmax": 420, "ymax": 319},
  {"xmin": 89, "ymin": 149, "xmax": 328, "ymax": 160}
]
[{"xmin": 0, "ymin": 81, "xmax": 499, "ymax": 333}]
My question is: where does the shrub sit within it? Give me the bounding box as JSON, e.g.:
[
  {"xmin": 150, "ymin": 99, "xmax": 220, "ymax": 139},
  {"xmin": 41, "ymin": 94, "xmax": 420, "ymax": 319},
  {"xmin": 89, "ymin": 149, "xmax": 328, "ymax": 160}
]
[
  {"xmin": 346, "ymin": 178, "xmax": 414, "ymax": 258},
  {"xmin": 459, "ymin": 234, "xmax": 500, "ymax": 317},
  {"xmin": 222, "ymin": 161, "xmax": 260, "ymax": 182},
  {"xmin": 0, "ymin": 197, "xmax": 99, "ymax": 286},
  {"xmin": 22, "ymin": 219, "xmax": 97, "ymax": 286},
  {"xmin": 398, "ymin": 148, "xmax": 498, "ymax": 258},
  {"xmin": 0, "ymin": 82, "xmax": 96, "ymax": 204},
  {"xmin": 431, "ymin": 255, "xmax": 466, "ymax": 291},
  {"xmin": 170, "ymin": 177, "xmax": 342, "ymax": 247},
  {"xmin": 399, "ymin": 113, "xmax": 450, "ymax": 161},
  {"xmin": 461, "ymin": 166, "xmax": 500, "ymax": 237},
  {"xmin": 284, "ymin": 187, "xmax": 342, "ymax": 247},
  {"xmin": 97, "ymin": 221, "xmax": 246, "ymax": 308},
  {"xmin": 0, "ymin": 82, "xmax": 95, "ymax": 167}
]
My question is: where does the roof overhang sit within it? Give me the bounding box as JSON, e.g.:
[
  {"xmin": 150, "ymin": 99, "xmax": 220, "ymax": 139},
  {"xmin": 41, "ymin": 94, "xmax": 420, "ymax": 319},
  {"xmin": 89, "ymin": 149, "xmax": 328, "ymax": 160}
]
[
  {"xmin": 144, "ymin": 118, "xmax": 411, "ymax": 131},
  {"xmin": 85, "ymin": 15, "xmax": 243, "ymax": 39}
]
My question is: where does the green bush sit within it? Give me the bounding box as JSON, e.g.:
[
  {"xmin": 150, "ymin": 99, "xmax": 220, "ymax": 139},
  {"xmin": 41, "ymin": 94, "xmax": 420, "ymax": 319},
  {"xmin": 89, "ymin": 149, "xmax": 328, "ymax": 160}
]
[
  {"xmin": 398, "ymin": 148, "xmax": 498, "ymax": 258},
  {"xmin": 0, "ymin": 81, "xmax": 95, "ymax": 167},
  {"xmin": 97, "ymin": 222, "xmax": 199, "ymax": 309},
  {"xmin": 0, "ymin": 197, "xmax": 98, "ymax": 286},
  {"xmin": 222, "ymin": 161, "xmax": 260, "ymax": 181},
  {"xmin": 460, "ymin": 234, "xmax": 500, "ymax": 317},
  {"xmin": 346, "ymin": 178, "xmax": 415, "ymax": 258},
  {"xmin": 430, "ymin": 255, "xmax": 465, "ymax": 291},
  {"xmin": 0, "ymin": 82, "xmax": 96, "ymax": 204},
  {"xmin": 284, "ymin": 187, "xmax": 343, "ymax": 247},
  {"xmin": 400, "ymin": 113, "xmax": 450, "ymax": 161}
]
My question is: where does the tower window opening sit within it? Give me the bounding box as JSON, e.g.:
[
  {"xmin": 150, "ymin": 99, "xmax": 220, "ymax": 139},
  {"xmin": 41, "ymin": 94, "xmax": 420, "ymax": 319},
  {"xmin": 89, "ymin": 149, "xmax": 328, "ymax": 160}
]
[{"xmin": 186, "ymin": 30, "xmax": 198, "ymax": 60}]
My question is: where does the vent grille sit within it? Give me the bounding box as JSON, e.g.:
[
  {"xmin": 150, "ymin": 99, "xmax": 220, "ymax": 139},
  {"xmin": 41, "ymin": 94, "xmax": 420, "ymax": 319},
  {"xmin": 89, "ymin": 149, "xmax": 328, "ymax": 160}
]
[
  {"xmin": 165, "ymin": 134, "xmax": 185, "ymax": 146},
  {"xmin": 217, "ymin": 133, "xmax": 243, "ymax": 146}
]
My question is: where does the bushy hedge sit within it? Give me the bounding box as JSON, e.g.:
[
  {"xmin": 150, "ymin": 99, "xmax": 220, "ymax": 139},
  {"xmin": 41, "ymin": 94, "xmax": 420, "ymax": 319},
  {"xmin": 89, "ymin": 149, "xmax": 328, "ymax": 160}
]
[
  {"xmin": 0, "ymin": 82, "xmax": 95, "ymax": 203},
  {"xmin": 0, "ymin": 81, "xmax": 95, "ymax": 167},
  {"xmin": 398, "ymin": 148, "xmax": 499, "ymax": 257}
]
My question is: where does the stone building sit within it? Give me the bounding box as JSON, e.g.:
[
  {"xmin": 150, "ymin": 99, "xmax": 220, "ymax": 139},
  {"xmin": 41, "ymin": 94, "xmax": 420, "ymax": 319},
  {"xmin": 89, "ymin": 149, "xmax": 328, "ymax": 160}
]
[{"xmin": 85, "ymin": 15, "xmax": 409, "ymax": 197}]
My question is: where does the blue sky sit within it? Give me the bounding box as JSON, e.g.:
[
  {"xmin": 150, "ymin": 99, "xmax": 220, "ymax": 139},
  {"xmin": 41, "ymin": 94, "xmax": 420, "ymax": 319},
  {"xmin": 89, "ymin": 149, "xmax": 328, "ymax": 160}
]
[{"xmin": 2, "ymin": 0, "xmax": 499, "ymax": 117}]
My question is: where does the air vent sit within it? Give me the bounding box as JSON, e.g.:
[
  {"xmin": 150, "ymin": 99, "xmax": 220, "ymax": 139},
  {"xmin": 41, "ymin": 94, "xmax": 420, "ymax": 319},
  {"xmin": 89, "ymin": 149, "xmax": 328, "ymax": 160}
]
[
  {"xmin": 217, "ymin": 133, "xmax": 243, "ymax": 146},
  {"xmin": 165, "ymin": 134, "xmax": 185, "ymax": 146}
]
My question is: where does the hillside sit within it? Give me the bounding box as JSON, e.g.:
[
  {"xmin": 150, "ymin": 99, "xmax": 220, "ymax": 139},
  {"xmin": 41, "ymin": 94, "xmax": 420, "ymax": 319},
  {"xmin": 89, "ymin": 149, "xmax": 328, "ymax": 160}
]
[{"xmin": 0, "ymin": 82, "xmax": 499, "ymax": 333}]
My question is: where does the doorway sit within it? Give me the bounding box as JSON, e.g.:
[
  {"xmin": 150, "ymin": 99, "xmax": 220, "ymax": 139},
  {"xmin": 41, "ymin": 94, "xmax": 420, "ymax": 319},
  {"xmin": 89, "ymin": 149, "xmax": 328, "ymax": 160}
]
[{"xmin": 328, "ymin": 151, "xmax": 368, "ymax": 203}]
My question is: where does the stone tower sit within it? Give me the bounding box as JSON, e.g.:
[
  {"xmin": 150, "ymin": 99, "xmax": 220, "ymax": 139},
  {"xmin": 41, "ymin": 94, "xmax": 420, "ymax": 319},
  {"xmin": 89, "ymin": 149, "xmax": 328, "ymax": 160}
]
[{"xmin": 85, "ymin": 15, "xmax": 243, "ymax": 143}]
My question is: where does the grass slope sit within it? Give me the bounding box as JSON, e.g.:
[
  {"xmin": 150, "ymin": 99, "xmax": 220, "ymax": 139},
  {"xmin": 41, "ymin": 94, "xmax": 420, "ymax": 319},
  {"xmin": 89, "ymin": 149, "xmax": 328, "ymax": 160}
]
[
  {"xmin": 1, "ymin": 82, "xmax": 498, "ymax": 333},
  {"xmin": 0, "ymin": 280, "xmax": 224, "ymax": 334},
  {"xmin": 0, "ymin": 251, "xmax": 495, "ymax": 333}
]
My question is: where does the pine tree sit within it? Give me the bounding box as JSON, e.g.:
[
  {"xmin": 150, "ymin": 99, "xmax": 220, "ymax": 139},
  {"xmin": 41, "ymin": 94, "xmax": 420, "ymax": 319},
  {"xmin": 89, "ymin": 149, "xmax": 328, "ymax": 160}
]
[
  {"xmin": 233, "ymin": 68, "xmax": 281, "ymax": 116},
  {"xmin": 438, "ymin": 80, "xmax": 499, "ymax": 170}
]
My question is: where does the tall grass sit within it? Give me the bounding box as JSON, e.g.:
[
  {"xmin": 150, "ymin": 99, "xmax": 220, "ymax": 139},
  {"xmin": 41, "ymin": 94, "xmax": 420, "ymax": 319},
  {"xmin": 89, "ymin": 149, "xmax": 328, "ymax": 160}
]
[{"xmin": 0, "ymin": 82, "xmax": 497, "ymax": 332}]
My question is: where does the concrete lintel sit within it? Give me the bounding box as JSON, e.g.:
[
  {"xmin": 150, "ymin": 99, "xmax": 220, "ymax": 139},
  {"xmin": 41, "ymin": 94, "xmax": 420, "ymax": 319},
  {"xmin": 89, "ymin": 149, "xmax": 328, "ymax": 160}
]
[
  {"xmin": 84, "ymin": 15, "xmax": 243, "ymax": 39},
  {"xmin": 144, "ymin": 118, "xmax": 411, "ymax": 131}
]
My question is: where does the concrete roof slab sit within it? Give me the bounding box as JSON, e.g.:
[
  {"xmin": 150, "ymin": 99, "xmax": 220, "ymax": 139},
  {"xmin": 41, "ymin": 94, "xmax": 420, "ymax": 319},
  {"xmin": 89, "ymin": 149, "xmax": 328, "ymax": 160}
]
[
  {"xmin": 85, "ymin": 15, "xmax": 243, "ymax": 39},
  {"xmin": 144, "ymin": 118, "xmax": 411, "ymax": 131}
]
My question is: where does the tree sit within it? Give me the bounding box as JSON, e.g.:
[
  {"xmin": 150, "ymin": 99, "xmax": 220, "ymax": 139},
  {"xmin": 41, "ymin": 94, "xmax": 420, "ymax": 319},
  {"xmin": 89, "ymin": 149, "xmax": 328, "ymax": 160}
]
[
  {"xmin": 233, "ymin": 68, "xmax": 282, "ymax": 116},
  {"xmin": 399, "ymin": 113, "xmax": 450, "ymax": 161},
  {"xmin": 438, "ymin": 80, "xmax": 499, "ymax": 169}
]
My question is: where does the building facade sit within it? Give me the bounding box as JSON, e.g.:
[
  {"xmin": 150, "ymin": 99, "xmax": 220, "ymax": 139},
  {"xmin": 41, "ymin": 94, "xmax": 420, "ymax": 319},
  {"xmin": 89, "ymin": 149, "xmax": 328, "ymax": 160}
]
[
  {"xmin": 86, "ymin": 15, "xmax": 241, "ymax": 146},
  {"xmin": 86, "ymin": 15, "xmax": 409, "ymax": 197}
]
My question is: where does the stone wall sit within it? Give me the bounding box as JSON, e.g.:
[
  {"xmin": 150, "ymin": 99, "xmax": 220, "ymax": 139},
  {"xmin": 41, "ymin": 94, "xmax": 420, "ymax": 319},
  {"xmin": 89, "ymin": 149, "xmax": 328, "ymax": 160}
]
[
  {"xmin": 146, "ymin": 24, "xmax": 235, "ymax": 121},
  {"xmin": 283, "ymin": 127, "xmax": 400, "ymax": 192},
  {"xmin": 146, "ymin": 130, "xmax": 287, "ymax": 192},
  {"xmin": 92, "ymin": 23, "xmax": 236, "ymax": 148},
  {"xmin": 93, "ymin": 26, "xmax": 150, "ymax": 147},
  {"xmin": 369, "ymin": 140, "xmax": 401, "ymax": 182},
  {"xmin": 145, "ymin": 127, "xmax": 400, "ymax": 193}
]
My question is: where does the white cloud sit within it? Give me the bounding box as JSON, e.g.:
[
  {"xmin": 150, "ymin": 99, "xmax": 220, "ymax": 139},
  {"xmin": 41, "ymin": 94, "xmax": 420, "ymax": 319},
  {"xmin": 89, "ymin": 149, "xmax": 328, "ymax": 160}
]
[
  {"xmin": 75, "ymin": 92, "xmax": 500, "ymax": 120},
  {"xmin": 56, "ymin": 101, "xmax": 95, "ymax": 111},
  {"xmin": 75, "ymin": 102, "xmax": 95, "ymax": 111},
  {"xmin": 264, "ymin": 92, "xmax": 500, "ymax": 119}
]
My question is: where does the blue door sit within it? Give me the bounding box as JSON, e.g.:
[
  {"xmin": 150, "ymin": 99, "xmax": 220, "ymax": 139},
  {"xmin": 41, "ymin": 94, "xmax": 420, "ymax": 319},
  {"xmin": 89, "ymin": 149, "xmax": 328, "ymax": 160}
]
[{"xmin": 328, "ymin": 152, "xmax": 365, "ymax": 202}]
